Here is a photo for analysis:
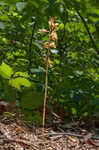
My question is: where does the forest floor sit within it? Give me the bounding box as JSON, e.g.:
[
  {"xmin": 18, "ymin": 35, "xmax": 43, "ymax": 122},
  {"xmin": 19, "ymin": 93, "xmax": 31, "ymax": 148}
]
[{"xmin": 0, "ymin": 112, "xmax": 99, "ymax": 150}]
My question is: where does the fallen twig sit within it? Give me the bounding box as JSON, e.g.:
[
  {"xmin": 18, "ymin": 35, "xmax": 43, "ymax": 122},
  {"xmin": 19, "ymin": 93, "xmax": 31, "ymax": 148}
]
[
  {"xmin": 39, "ymin": 132, "xmax": 84, "ymax": 138},
  {"xmin": 6, "ymin": 137, "xmax": 38, "ymax": 150}
]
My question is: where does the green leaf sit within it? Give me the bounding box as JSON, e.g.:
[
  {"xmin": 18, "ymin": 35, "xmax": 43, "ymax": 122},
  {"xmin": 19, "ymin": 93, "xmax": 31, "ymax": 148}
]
[
  {"xmin": 58, "ymin": 23, "xmax": 64, "ymax": 30},
  {"xmin": 21, "ymin": 90, "xmax": 43, "ymax": 109},
  {"xmin": 71, "ymin": 107, "xmax": 77, "ymax": 115},
  {"xmin": 9, "ymin": 77, "xmax": 31, "ymax": 90},
  {"xmin": 14, "ymin": 72, "xmax": 29, "ymax": 78},
  {"xmin": 0, "ymin": 62, "xmax": 13, "ymax": 79},
  {"xmin": 0, "ymin": 22, "xmax": 5, "ymax": 29},
  {"xmin": 16, "ymin": 2, "xmax": 26, "ymax": 11},
  {"xmin": 22, "ymin": 110, "xmax": 42, "ymax": 125},
  {"xmin": 30, "ymin": 67, "xmax": 45, "ymax": 73},
  {"xmin": 83, "ymin": 112, "xmax": 88, "ymax": 117}
]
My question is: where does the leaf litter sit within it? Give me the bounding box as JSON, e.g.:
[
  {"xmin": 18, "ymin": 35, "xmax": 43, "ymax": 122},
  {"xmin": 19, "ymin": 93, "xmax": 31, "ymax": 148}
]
[{"xmin": 0, "ymin": 113, "xmax": 99, "ymax": 150}]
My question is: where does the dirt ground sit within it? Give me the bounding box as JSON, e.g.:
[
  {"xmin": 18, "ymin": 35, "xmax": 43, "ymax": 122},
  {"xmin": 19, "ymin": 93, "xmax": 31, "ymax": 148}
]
[{"xmin": 0, "ymin": 113, "xmax": 99, "ymax": 150}]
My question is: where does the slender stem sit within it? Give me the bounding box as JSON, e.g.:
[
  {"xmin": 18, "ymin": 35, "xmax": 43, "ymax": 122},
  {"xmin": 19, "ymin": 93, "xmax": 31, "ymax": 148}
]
[
  {"xmin": 42, "ymin": 29, "xmax": 51, "ymax": 139},
  {"xmin": 77, "ymin": 11, "xmax": 99, "ymax": 55}
]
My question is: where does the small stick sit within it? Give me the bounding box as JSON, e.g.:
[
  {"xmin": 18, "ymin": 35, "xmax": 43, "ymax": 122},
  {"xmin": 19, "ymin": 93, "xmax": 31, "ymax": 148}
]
[{"xmin": 41, "ymin": 132, "xmax": 83, "ymax": 138}]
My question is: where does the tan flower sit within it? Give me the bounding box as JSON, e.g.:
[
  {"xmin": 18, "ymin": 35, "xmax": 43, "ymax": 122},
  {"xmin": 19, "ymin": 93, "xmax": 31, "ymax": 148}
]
[
  {"xmin": 54, "ymin": 23, "xmax": 58, "ymax": 31},
  {"xmin": 48, "ymin": 17, "xmax": 55, "ymax": 28},
  {"xmin": 43, "ymin": 42, "xmax": 48, "ymax": 49},
  {"xmin": 49, "ymin": 42, "xmax": 56, "ymax": 48},
  {"xmin": 39, "ymin": 29, "xmax": 48, "ymax": 35},
  {"xmin": 44, "ymin": 58, "xmax": 53, "ymax": 67},
  {"xmin": 50, "ymin": 32, "xmax": 58, "ymax": 41}
]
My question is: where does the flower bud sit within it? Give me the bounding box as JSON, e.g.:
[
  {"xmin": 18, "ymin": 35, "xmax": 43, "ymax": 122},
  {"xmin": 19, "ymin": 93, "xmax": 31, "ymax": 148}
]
[
  {"xmin": 39, "ymin": 29, "xmax": 48, "ymax": 35},
  {"xmin": 50, "ymin": 32, "xmax": 58, "ymax": 41},
  {"xmin": 49, "ymin": 42, "xmax": 56, "ymax": 48},
  {"xmin": 43, "ymin": 42, "xmax": 48, "ymax": 49}
]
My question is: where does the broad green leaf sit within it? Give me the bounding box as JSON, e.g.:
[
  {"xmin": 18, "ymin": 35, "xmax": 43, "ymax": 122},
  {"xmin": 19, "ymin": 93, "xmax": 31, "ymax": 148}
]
[
  {"xmin": 0, "ymin": 62, "xmax": 13, "ymax": 79},
  {"xmin": 30, "ymin": 67, "xmax": 45, "ymax": 73},
  {"xmin": 71, "ymin": 107, "xmax": 77, "ymax": 115},
  {"xmin": 21, "ymin": 90, "xmax": 43, "ymax": 109},
  {"xmin": 14, "ymin": 72, "xmax": 29, "ymax": 78},
  {"xmin": 83, "ymin": 112, "xmax": 88, "ymax": 117},
  {"xmin": 16, "ymin": 2, "xmax": 26, "ymax": 11},
  {"xmin": 31, "ymin": 1, "xmax": 39, "ymax": 8},
  {"xmin": 9, "ymin": 77, "xmax": 31, "ymax": 90},
  {"xmin": 58, "ymin": 23, "xmax": 64, "ymax": 30}
]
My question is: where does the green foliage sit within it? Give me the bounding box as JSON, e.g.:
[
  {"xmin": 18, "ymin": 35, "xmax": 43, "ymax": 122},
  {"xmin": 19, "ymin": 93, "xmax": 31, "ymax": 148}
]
[
  {"xmin": 21, "ymin": 88, "xmax": 43, "ymax": 109},
  {"xmin": 9, "ymin": 77, "xmax": 31, "ymax": 90},
  {"xmin": 0, "ymin": 0, "xmax": 99, "ymax": 123},
  {"xmin": 21, "ymin": 110, "xmax": 42, "ymax": 125},
  {"xmin": 0, "ymin": 62, "xmax": 13, "ymax": 79}
]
